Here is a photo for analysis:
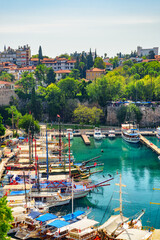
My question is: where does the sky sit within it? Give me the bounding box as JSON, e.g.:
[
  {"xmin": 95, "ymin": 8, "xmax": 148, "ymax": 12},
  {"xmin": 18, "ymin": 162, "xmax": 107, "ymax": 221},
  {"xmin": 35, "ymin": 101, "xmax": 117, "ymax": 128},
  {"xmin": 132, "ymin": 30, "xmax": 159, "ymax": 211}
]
[{"xmin": 0, "ymin": 0, "xmax": 160, "ymax": 58}]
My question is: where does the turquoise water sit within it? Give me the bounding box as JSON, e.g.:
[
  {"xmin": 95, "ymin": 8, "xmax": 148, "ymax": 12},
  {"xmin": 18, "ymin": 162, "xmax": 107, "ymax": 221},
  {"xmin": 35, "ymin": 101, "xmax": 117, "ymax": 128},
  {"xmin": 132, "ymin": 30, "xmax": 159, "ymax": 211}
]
[{"xmin": 50, "ymin": 136, "xmax": 160, "ymax": 229}]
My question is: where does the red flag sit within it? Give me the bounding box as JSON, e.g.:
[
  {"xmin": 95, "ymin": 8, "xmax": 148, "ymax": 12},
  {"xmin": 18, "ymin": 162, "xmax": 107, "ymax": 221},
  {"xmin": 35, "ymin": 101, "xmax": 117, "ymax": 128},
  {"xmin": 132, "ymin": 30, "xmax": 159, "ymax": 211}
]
[
  {"xmin": 57, "ymin": 114, "xmax": 60, "ymax": 118},
  {"xmin": 94, "ymin": 162, "xmax": 97, "ymax": 166},
  {"xmin": 87, "ymin": 206, "xmax": 89, "ymax": 210},
  {"xmin": 29, "ymin": 111, "xmax": 31, "ymax": 114},
  {"xmin": 117, "ymin": 171, "xmax": 118, "ymax": 175}
]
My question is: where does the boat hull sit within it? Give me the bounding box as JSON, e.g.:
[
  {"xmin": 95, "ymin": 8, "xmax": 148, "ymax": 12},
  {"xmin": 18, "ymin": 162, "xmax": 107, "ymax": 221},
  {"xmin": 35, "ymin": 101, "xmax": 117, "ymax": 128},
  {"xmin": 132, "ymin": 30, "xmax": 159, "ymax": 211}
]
[{"xmin": 122, "ymin": 133, "xmax": 140, "ymax": 143}]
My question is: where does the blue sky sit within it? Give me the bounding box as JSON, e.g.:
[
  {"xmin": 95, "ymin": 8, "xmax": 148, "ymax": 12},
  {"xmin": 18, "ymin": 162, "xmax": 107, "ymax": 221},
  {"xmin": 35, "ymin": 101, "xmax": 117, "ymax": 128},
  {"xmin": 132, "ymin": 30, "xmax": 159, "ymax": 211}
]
[{"xmin": 0, "ymin": 0, "xmax": 160, "ymax": 57}]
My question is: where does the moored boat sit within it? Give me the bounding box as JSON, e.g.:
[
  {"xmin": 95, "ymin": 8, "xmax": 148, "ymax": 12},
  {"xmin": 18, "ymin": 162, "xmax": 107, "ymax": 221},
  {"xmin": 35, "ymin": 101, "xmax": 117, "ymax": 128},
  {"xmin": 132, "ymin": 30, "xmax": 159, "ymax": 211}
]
[
  {"xmin": 156, "ymin": 127, "xmax": 160, "ymax": 139},
  {"xmin": 108, "ymin": 130, "xmax": 116, "ymax": 138},
  {"xmin": 66, "ymin": 129, "xmax": 73, "ymax": 140},
  {"xmin": 94, "ymin": 128, "xmax": 103, "ymax": 140},
  {"xmin": 121, "ymin": 123, "xmax": 140, "ymax": 143}
]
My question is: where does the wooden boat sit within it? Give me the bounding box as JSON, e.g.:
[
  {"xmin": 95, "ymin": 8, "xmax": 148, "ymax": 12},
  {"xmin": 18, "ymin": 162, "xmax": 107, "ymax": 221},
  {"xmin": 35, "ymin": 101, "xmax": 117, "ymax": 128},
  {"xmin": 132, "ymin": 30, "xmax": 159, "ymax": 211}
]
[{"xmin": 94, "ymin": 128, "xmax": 103, "ymax": 140}]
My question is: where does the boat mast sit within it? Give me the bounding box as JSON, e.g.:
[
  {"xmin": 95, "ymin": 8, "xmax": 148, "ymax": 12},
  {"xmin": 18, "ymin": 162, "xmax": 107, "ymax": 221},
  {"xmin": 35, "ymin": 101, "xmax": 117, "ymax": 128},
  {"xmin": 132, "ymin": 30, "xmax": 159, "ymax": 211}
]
[
  {"xmin": 115, "ymin": 174, "xmax": 126, "ymax": 216},
  {"xmin": 68, "ymin": 133, "xmax": 71, "ymax": 178},
  {"xmin": 72, "ymin": 177, "xmax": 74, "ymax": 214},
  {"xmin": 46, "ymin": 125, "xmax": 49, "ymax": 180},
  {"xmin": 58, "ymin": 115, "xmax": 62, "ymax": 164}
]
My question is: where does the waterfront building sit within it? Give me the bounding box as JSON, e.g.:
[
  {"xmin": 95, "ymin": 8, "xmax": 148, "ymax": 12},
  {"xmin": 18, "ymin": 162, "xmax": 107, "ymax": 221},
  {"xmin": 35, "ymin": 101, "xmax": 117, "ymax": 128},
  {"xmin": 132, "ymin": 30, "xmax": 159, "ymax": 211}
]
[
  {"xmin": 86, "ymin": 67, "xmax": 105, "ymax": 81},
  {"xmin": 137, "ymin": 46, "xmax": 159, "ymax": 57}
]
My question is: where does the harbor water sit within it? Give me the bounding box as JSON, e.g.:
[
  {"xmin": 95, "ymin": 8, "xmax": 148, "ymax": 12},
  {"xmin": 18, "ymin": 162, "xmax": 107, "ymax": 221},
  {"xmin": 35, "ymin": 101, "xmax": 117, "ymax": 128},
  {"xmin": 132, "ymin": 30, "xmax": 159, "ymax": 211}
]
[{"xmin": 50, "ymin": 136, "xmax": 160, "ymax": 229}]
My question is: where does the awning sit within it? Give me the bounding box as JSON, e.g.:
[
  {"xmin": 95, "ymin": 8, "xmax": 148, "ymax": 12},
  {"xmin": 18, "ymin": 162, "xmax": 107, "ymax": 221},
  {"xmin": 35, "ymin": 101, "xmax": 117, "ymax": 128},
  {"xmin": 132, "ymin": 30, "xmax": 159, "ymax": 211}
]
[
  {"xmin": 48, "ymin": 220, "xmax": 69, "ymax": 228},
  {"xmin": 63, "ymin": 210, "xmax": 85, "ymax": 221},
  {"xmin": 10, "ymin": 190, "xmax": 30, "ymax": 195},
  {"xmin": 19, "ymin": 137, "xmax": 25, "ymax": 140},
  {"xmin": 115, "ymin": 228, "xmax": 152, "ymax": 240},
  {"xmin": 28, "ymin": 211, "xmax": 41, "ymax": 219},
  {"xmin": 68, "ymin": 218, "xmax": 98, "ymax": 230},
  {"xmin": 36, "ymin": 213, "xmax": 57, "ymax": 222}
]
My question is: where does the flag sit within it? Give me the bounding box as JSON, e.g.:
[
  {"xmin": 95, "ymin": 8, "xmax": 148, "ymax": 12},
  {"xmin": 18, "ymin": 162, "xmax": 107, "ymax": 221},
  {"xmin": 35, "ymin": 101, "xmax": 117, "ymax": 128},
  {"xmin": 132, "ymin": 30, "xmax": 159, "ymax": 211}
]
[
  {"xmin": 29, "ymin": 111, "xmax": 31, "ymax": 114},
  {"xmin": 57, "ymin": 114, "xmax": 60, "ymax": 118},
  {"xmin": 94, "ymin": 162, "xmax": 97, "ymax": 166},
  {"xmin": 117, "ymin": 170, "xmax": 118, "ymax": 175}
]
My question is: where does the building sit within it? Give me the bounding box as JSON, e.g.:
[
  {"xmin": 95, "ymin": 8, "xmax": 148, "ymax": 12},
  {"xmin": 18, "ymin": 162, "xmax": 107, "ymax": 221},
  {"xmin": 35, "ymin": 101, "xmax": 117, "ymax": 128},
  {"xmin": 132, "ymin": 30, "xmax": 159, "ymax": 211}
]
[
  {"xmin": 137, "ymin": 46, "xmax": 159, "ymax": 57},
  {"xmin": 86, "ymin": 68, "xmax": 105, "ymax": 81},
  {"xmin": 0, "ymin": 45, "xmax": 31, "ymax": 66},
  {"xmin": 55, "ymin": 70, "xmax": 71, "ymax": 81},
  {"xmin": 155, "ymin": 55, "xmax": 160, "ymax": 61},
  {"xmin": 105, "ymin": 62, "xmax": 113, "ymax": 71},
  {"xmin": 0, "ymin": 81, "xmax": 17, "ymax": 106}
]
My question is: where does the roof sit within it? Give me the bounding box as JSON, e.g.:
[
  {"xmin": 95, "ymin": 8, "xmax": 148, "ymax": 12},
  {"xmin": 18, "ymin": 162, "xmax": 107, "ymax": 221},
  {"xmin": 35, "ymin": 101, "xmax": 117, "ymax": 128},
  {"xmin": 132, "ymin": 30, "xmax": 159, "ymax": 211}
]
[
  {"xmin": 115, "ymin": 228, "xmax": 152, "ymax": 240},
  {"xmin": 86, "ymin": 68, "xmax": 105, "ymax": 72},
  {"xmin": 36, "ymin": 213, "xmax": 57, "ymax": 222},
  {"xmin": 55, "ymin": 70, "xmax": 71, "ymax": 74},
  {"xmin": 105, "ymin": 62, "xmax": 113, "ymax": 66},
  {"xmin": 10, "ymin": 190, "xmax": 30, "ymax": 195},
  {"xmin": 63, "ymin": 210, "xmax": 85, "ymax": 221},
  {"xmin": 48, "ymin": 219, "xmax": 69, "ymax": 228},
  {"xmin": 28, "ymin": 211, "xmax": 41, "ymax": 219},
  {"xmin": 0, "ymin": 81, "xmax": 14, "ymax": 85},
  {"xmin": 68, "ymin": 218, "xmax": 98, "ymax": 230}
]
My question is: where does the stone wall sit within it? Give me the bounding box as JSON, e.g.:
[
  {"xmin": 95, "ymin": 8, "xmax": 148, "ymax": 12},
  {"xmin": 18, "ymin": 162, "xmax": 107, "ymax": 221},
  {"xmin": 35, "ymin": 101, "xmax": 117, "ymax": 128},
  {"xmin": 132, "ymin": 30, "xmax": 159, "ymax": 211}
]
[
  {"xmin": 106, "ymin": 105, "xmax": 160, "ymax": 127},
  {"xmin": 0, "ymin": 89, "xmax": 18, "ymax": 106}
]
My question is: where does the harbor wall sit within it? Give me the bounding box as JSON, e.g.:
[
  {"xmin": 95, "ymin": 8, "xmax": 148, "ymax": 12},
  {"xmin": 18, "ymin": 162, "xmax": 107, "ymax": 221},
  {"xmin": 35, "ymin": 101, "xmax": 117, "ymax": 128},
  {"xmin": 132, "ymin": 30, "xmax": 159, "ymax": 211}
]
[{"xmin": 106, "ymin": 105, "xmax": 160, "ymax": 127}]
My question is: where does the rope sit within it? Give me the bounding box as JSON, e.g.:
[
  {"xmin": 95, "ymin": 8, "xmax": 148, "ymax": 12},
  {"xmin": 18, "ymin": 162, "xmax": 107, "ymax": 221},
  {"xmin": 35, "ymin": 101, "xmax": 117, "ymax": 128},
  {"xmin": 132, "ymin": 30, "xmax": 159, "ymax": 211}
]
[{"xmin": 99, "ymin": 190, "xmax": 114, "ymax": 225}]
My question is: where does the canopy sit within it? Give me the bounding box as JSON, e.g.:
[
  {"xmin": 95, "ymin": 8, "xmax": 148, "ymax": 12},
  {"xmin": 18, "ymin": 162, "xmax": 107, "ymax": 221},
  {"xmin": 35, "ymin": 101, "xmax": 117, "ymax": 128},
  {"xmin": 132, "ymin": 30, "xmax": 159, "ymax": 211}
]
[
  {"xmin": 36, "ymin": 213, "xmax": 57, "ymax": 222},
  {"xmin": 48, "ymin": 220, "xmax": 69, "ymax": 228},
  {"xmin": 115, "ymin": 228, "xmax": 152, "ymax": 240},
  {"xmin": 28, "ymin": 211, "xmax": 41, "ymax": 219},
  {"xmin": 68, "ymin": 218, "xmax": 98, "ymax": 230},
  {"xmin": 19, "ymin": 137, "xmax": 25, "ymax": 140},
  {"xmin": 63, "ymin": 210, "xmax": 85, "ymax": 221},
  {"xmin": 10, "ymin": 190, "xmax": 30, "ymax": 195},
  {"xmin": 151, "ymin": 229, "xmax": 160, "ymax": 240},
  {"xmin": 98, "ymin": 214, "xmax": 129, "ymax": 235}
]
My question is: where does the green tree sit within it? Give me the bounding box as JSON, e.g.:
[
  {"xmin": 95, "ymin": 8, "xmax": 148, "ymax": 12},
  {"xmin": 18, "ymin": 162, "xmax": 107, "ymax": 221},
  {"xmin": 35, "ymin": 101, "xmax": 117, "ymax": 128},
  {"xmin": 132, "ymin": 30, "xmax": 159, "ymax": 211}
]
[
  {"xmin": 126, "ymin": 104, "xmax": 143, "ymax": 123},
  {"xmin": 87, "ymin": 49, "xmax": 94, "ymax": 69},
  {"xmin": 34, "ymin": 64, "xmax": 47, "ymax": 86},
  {"xmin": 73, "ymin": 105, "xmax": 103, "ymax": 125},
  {"xmin": 94, "ymin": 57, "xmax": 106, "ymax": 69},
  {"xmin": 28, "ymin": 87, "xmax": 42, "ymax": 121},
  {"xmin": 117, "ymin": 105, "xmax": 127, "ymax": 124},
  {"xmin": 58, "ymin": 77, "xmax": 79, "ymax": 99},
  {"xmin": 6, "ymin": 106, "xmax": 22, "ymax": 134},
  {"xmin": 38, "ymin": 46, "xmax": 43, "ymax": 64},
  {"xmin": 46, "ymin": 67, "xmax": 56, "ymax": 85},
  {"xmin": 0, "ymin": 196, "xmax": 13, "ymax": 240},
  {"xmin": 19, "ymin": 114, "xmax": 40, "ymax": 134},
  {"xmin": 148, "ymin": 50, "xmax": 155, "ymax": 59},
  {"xmin": 59, "ymin": 53, "xmax": 70, "ymax": 59},
  {"xmin": 69, "ymin": 69, "xmax": 80, "ymax": 80},
  {"xmin": 0, "ymin": 71, "xmax": 15, "ymax": 82},
  {"xmin": 0, "ymin": 114, "xmax": 5, "ymax": 136},
  {"xmin": 18, "ymin": 71, "xmax": 35, "ymax": 94}
]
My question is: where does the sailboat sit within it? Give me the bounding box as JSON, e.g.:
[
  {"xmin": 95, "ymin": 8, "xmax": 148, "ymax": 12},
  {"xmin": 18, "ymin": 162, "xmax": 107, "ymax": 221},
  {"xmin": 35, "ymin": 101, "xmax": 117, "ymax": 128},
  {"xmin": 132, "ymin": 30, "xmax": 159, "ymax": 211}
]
[{"xmin": 97, "ymin": 174, "xmax": 152, "ymax": 240}]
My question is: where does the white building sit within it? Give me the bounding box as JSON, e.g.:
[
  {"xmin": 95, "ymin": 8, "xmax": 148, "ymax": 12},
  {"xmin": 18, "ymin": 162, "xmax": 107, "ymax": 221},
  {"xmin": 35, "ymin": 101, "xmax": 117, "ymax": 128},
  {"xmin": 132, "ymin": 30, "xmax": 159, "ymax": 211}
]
[{"xmin": 137, "ymin": 46, "xmax": 159, "ymax": 57}]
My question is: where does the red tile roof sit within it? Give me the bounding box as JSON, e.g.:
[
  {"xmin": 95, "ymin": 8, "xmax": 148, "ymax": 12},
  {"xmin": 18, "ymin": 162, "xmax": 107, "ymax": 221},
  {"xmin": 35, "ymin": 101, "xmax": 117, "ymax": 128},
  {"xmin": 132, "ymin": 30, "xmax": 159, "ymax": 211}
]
[
  {"xmin": 55, "ymin": 70, "xmax": 71, "ymax": 74},
  {"xmin": 0, "ymin": 81, "xmax": 14, "ymax": 85},
  {"xmin": 86, "ymin": 68, "xmax": 105, "ymax": 72}
]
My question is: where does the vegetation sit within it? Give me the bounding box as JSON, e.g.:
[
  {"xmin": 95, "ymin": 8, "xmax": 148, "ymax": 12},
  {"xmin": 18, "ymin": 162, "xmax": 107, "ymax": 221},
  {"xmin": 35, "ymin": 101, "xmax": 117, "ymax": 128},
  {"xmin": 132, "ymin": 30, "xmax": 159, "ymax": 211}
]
[
  {"xmin": 0, "ymin": 196, "xmax": 13, "ymax": 240},
  {"xmin": 0, "ymin": 114, "xmax": 5, "ymax": 136},
  {"xmin": 18, "ymin": 114, "xmax": 40, "ymax": 134},
  {"xmin": 0, "ymin": 71, "xmax": 15, "ymax": 82}
]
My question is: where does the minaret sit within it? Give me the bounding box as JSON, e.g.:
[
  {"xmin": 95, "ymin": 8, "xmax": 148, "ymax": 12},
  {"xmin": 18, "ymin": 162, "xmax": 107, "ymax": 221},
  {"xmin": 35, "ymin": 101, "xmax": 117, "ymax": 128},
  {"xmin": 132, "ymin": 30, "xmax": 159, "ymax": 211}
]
[{"xmin": 4, "ymin": 45, "xmax": 6, "ymax": 52}]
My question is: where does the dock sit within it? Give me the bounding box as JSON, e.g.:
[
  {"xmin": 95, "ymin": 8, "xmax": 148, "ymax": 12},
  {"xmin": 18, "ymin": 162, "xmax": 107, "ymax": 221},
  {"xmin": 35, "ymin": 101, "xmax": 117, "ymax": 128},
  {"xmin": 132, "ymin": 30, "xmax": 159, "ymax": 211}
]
[
  {"xmin": 81, "ymin": 134, "xmax": 90, "ymax": 145},
  {"xmin": 140, "ymin": 135, "xmax": 160, "ymax": 155}
]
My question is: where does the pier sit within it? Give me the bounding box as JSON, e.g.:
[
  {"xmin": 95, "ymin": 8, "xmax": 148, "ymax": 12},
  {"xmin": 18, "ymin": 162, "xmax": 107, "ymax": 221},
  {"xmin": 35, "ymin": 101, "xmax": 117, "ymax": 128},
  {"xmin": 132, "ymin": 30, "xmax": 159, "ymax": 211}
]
[
  {"xmin": 140, "ymin": 135, "xmax": 160, "ymax": 155},
  {"xmin": 81, "ymin": 134, "xmax": 90, "ymax": 145}
]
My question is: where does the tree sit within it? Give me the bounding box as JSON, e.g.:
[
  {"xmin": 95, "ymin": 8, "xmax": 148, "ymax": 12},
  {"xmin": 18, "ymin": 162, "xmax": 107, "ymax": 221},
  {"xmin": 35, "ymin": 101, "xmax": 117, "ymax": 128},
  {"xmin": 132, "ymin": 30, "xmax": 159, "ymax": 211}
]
[
  {"xmin": 73, "ymin": 105, "xmax": 103, "ymax": 125},
  {"xmin": 34, "ymin": 64, "xmax": 47, "ymax": 86},
  {"xmin": 18, "ymin": 71, "xmax": 35, "ymax": 94},
  {"xmin": 87, "ymin": 49, "xmax": 94, "ymax": 69},
  {"xmin": 6, "ymin": 106, "xmax": 22, "ymax": 134},
  {"xmin": 46, "ymin": 67, "xmax": 56, "ymax": 85},
  {"xmin": 126, "ymin": 104, "xmax": 143, "ymax": 123},
  {"xmin": 28, "ymin": 87, "xmax": 42, "ymax": 121},
  {"xmin": 38, "ymin": 46, "xmax": 43, "ymax": 64},
  {"xmin": 0, "ymin": 196, "xmax": 13, "ymax": 240},
  {"xmin": 95, "ymin": 49, "xmax": 97, "ymax": 59},
  {"xmin": 58, "ymin": 77, "xmax": 79, "ymax": 99},
  {"xmin": 19, "ymin": 114, "xmax": 40, "ymax": 134},
  {"xmin": 94, "ymin": 57, "xmax": 106, "ymax": 69},
  {"xmin": 148, "ymin": 50, "xmax": 155, "ymax": 59},
  {"xmin": 0, "ymin": 114, "xmax": 5, "ymax": 136},
  {"xmin": 0, "ymin": 71, "xmax": 15, "ymax": 82},
  {"xmin": 117, "ymin": 105, "xmax": 127, "ymax": 124},
  {"xmin": 59, "ymin": 53, "xmax": 70, "ymax": 59},
  {"xmin": 69, "ymin": 69, "xmax": 80, "ymax": 80}
]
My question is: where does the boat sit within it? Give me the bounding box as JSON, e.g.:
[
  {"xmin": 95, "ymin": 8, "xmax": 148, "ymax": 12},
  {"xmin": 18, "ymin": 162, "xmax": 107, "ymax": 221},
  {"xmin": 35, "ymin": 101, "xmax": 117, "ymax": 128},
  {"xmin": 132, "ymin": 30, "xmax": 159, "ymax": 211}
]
[
  {"xmin": 66, "ymin": 129, "xmax": 73, "ymax": 140},
  {"xmin": 121, "ymin": 123, "xmax": 140, "ymax": 143},
  {"xmin": 108, "ymin": 130, "xmax": 116, "ymax": 138},
  {"xmin": 8, "ymin": 207, "xmax": 27, "ymax": 234},
  {"xmin": 156, "ymin": 127, "xmax": 160, "ymax": 139},
  {"xmin": 94, "ymin": 128, "xmax": 103, "ymax": 140},
  {"xmin": 97, "ymin": 174, "xmax": 152, "ymax": 240}
]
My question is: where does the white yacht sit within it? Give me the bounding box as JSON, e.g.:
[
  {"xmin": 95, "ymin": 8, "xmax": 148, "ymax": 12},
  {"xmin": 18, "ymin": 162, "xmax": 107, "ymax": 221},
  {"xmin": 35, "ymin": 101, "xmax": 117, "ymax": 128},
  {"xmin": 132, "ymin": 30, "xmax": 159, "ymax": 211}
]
[
  {"xmin": 93, "ymin": 128, "xmax": 103, "ymax": 140},
  {"xmin": 121, "ymin": 123, "xmax": 140, "ymax": 143},
  {"xmin": 156, "ymin": 127, "xmax": 160, "ymax": 139},
  {"xmin": 108, "ymin": 130, "xmax": 116, "ymax": 138},
  {"xmin": 66, "ymin": 129, "xmax": 73, "ymax": 140}
]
